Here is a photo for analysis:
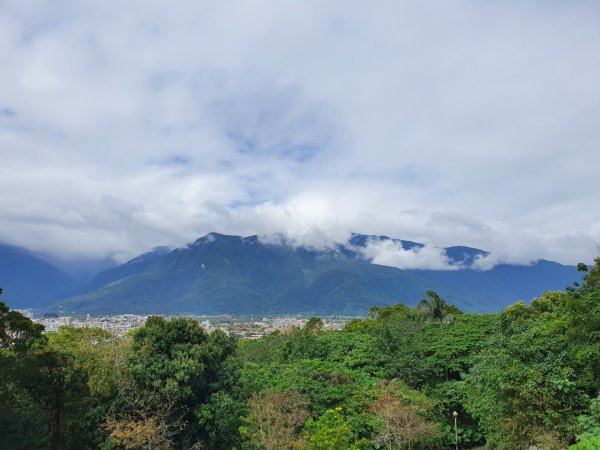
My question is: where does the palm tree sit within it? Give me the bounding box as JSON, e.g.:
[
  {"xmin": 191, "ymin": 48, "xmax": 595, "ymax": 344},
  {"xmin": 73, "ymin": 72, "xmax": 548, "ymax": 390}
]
[{"xmin": 417, "ymin": 291, "xmax": 462, "ymax": 326}]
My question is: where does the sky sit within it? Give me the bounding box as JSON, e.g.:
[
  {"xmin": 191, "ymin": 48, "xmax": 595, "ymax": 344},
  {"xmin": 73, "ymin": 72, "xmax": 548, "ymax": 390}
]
[{"xmin": 1, "ymin": 0, "xmax": 599, "ymax": 269}]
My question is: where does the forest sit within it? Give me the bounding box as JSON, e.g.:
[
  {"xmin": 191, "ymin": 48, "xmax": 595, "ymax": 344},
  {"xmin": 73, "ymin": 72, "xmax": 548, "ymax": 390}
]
[{"xmin": 1, "ymin": 257, "xmax": 599, "ymax": 450}]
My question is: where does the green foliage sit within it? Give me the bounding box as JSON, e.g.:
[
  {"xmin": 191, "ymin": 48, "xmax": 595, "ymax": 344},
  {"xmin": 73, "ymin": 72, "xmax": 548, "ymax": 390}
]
[
  {"xmin": 578, "ymin": 256, "xmax": 600, "ymax": 287},
  {"xmin": 570, "ymin": 395, "xmax": 600, "ymax": 449},
  {"xmin": 0, "ymin": 299, "xmax": 45, "ymax": 353},
  {"xmin": 0, "ymin": 300, "xmax": 51, "ymax": 449},
  {"xmin": 197, "ymin": 391, "xmax": 245, "ymax": 449},
  {"xmin": 243, "ymin": 358, "xmax": 377, "ymax": 417},
  {"xmin": 579, "ymin": 396, "xmax": 600, "ymax": 436},
  {"xmin": 464, "ymin": 278, "xmax": 600, "ymax": 448},
  {"xmin": 238, "ymin": 330, "xmax": 289, "ymax": 365},
  {"xmin": 48, "ymin": 326, "xmax": 128, "ymax": 398},
  {"xmin": 239, "ymin": 298, "xmax": 492, "ymax": 448},
  {"xmin": 417, "ymin": 290, "xmax": 463, "ymax": 325},
  {"xmin": 305, "ymin": 407, "xmax": 356, "ymax": 450},
  {"xmin": 570, "ymin": 435, "xmax": 600, "ymax": 450},
  {"xmin": 0, "ymin": 303, "xmax": 246, "ymax": 450},
  {"xmin": 1, "ymin": 301, "xmax": 110, "ymax": 449},
  {"xmin": 107, "ymin": 316, "xmax": 240, "ymax": 449}
]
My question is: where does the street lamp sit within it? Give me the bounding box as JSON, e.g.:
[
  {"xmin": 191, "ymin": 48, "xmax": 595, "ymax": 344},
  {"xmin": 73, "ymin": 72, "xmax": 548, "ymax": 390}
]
[{"xmin": 452, "ymin": 411, "xmax": 459, "ymax": 450}]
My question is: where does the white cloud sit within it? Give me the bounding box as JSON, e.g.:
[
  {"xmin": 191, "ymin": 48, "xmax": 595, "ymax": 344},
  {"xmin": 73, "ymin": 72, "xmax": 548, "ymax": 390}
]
[
  {"xmin": 359, "ymin": 238, "xmax": 458, "ymax": 271},
  {"xmin": 0, "ymin": 0, "xmax": 599, "ymax": 267}
]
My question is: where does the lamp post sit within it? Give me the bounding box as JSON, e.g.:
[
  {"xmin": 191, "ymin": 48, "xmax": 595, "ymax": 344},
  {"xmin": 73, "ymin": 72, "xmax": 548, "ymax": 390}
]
[{"xmin": 452, "ymin": 411, "xmax": 459, "ymax": 450}]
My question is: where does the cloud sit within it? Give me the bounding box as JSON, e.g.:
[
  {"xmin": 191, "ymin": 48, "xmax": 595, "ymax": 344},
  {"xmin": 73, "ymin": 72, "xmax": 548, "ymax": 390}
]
[
  {"xmin": 0, "ymin": 0, "xmax": 599, "ymax": 267},
  {"xmin": 359, "ymin": 238, "xmax": 458, "ymax": 271}
]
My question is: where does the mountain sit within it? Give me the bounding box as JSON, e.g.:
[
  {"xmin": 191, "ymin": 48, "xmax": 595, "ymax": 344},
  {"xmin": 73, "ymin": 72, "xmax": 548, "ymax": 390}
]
[
  {"xmin": 0, "ymin": 243, "xmax": 79, "ymax": 309},
  {"xmin": 41, "ymin": 255, "xmax": 118, "ymax": 284},
  {"xmin": 347, "ymin": 234, "xmax": 579, "ymax": 302},
  {"xmin": 411, "ymin": 259, "xmax": 580, "ymax": 306},
  {"xmin": 82, "ymin": 246, "xmax": 170, "ymax": 292},
  {"xmin": 52, "ymin": 233, "xmax": 580, "ymax": 316},
  {"xmin": 1, "ymin": 233, "xmax": 581, "ymax": 315}
]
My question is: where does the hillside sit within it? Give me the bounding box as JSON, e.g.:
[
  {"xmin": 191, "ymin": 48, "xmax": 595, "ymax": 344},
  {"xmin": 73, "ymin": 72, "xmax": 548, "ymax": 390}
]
[
  {"xmin": 52, "ymin": 233, "xmax": 579, "ymax": 315},
  {"xmin": 0, "ymin": 243, "xmax": 79, "ymax": 309},
  {"xmin": 411, "ymin": 259, "xmax": 579, "ymax": 305}
]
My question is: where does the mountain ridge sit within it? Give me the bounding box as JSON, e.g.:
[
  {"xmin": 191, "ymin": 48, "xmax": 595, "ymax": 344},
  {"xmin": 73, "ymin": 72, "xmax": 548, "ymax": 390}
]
[
  {"xmin": 0, "ymin": 243, "xmax": 79, "ymax": 309},
  {"xmin": 50, "ymin": 232, "xmax": 579, "ymax": 315},
  {"xmin": 0, "ymin": 233, "xmax": 581, "ymax": 314}
]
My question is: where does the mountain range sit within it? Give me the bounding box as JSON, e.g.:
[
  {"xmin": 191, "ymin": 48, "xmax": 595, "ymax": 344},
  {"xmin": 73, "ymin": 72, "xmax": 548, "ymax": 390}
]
[
  {"xmin": 0, "ymin": 243, "xmax": 78, "ymax": 309},
  {"xmin": 0, "ymin": 233, "xmax": 581, "ymax": 315}
]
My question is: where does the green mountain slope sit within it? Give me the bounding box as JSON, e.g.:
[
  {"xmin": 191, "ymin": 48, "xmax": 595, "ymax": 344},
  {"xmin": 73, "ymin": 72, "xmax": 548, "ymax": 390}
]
[
  {"xmin": 55, "ymin": 233, "xmax": 493, "ymax": 315},
  {"xmin": 0, "ymin": 243, "xmax": 79, "ymax": 309}
]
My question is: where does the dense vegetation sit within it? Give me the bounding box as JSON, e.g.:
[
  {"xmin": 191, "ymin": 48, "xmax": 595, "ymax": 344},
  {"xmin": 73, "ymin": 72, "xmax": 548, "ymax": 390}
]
[{"xmin": 1, "ymin": 257, "xmax": 599, "ymax": 449}]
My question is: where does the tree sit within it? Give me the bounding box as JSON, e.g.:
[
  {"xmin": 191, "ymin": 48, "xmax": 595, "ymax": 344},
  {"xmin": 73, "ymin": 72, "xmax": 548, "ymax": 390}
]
[
  {"xmin": 0, "ymin": 297, "xmax": 45, "ymax": 353},
  {"xmin": 304, "ymin": 317, "xmax": 324, "ymax": 334},
  {"xmin": 104, "ymin": 402, "xmax": 180, "ymax": 449},
  {"xmin": 242, "ymin": 390, "xmax": 309, "ymax": 450},
  {"xmin": 196, "ymin": 391, "xmax": 244, "ymax": 450},
  {"xmin": 47, "ymin": 326, "xmax": 129, "ymax": 398},
  {"xmin": 0, "ymin": 296, "xmax": 51, "ymax": 449},
  {"xmin": 105, "ymin": 316, "xmax": 239, "ymax": 449},
  {"xmin": 417, "ymin": 291, "xmax": 462, "ymax": 326},
  {"xmin": 305, "ymin": 407, "xmax": 355, "ymax": 450},
  {"xmin": 577, "ymin": 256, "xmax": 600, "ymax": 287},
  {"xmin": 1, "ymin": 298, "xmax": 105, "ymax": 449},
  {"xmin": 464, "ymin": 286, "xmax": 600, "ymax": 448},
  {"xmin": 371, "ymin": 384, "xmax": 441, "ymax": 450}
]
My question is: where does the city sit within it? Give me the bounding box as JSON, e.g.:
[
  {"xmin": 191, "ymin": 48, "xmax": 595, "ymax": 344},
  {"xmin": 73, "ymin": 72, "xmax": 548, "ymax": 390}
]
[{"xmin": 17, "ymin": 310, "xmax": 352, "ymax": 338}]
